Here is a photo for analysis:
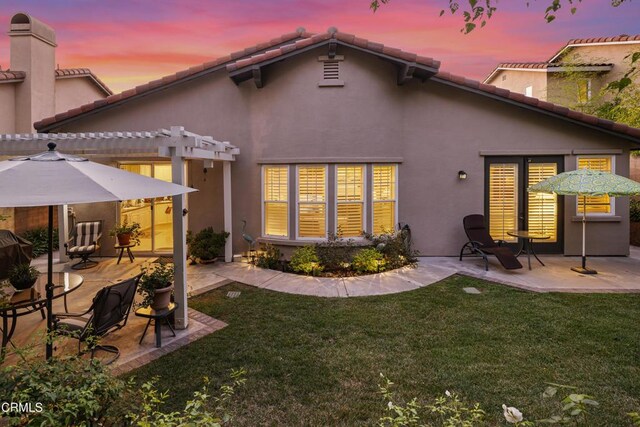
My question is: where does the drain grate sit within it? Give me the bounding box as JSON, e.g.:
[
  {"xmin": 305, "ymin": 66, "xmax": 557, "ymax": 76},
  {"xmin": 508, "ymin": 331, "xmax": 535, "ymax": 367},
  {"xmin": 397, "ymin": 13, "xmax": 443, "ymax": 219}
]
[
  {"xmin": 226, "ymin": 291, "xmax": 241, "ymax": 299},
  {"xmin": 463, "ymin": 287, "xmax": 481, "ymax": 294}
]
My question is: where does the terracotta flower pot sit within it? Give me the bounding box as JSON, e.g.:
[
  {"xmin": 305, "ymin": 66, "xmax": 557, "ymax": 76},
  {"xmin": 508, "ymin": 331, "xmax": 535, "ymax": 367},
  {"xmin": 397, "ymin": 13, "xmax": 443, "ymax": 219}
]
[
  {"xmin": 117, "ymin": 233, "xmax": 131, "ymax": 246},
  {"xmin": 151, "ymin": 284, "xmax": 173, "ymax": 310}
]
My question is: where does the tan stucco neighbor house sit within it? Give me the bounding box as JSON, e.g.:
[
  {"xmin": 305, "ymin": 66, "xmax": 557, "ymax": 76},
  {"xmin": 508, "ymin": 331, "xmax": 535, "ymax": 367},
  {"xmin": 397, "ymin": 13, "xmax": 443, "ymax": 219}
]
[
  {"xmin": 22, "ymin": 26, "xmax": 640, "ymax": 262},
  {"xmin": 0, "ymin": 13, "xmax": 111, "ymax": 232}
]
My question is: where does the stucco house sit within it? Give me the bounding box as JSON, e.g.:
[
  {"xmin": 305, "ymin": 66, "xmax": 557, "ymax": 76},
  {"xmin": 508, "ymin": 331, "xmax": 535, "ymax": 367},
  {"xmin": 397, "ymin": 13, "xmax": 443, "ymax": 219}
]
[
  {"xmin": 26, "ymin": 26, "xmax": 640, "ymax": 260},
  {"xmin": 483, "ymin": 34, "xmax": 640, "ymax": 108},
  {"xmin": 0, "ymin": 13, "xmax": 111, "ymax": 232}
]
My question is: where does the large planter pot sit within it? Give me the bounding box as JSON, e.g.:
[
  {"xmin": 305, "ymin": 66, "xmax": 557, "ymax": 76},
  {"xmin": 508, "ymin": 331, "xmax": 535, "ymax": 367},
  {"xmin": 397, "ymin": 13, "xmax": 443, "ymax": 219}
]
[
  {"xmin": 117, "ymin": 233, "xmax": 131, "ymax": 246},
  {"xmin": 199, "ymin": 257, "xmax": 216, "ymax": 264},
  {"xmin": 10, "ymin": 277, "xmax": 37, "ymax": 291},
  {"xmin": 631, "ymin": 222, "xmax": 640, "ymax": 247},
  {"xmin": 151, "ymin": 285, "xmax": 173, "ymax": 310}
]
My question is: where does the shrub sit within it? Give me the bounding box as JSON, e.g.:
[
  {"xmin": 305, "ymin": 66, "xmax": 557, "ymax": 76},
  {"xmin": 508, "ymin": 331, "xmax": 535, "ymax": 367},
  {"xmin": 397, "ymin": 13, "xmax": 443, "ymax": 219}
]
[
  {"xmin": 255, "ymin": 244, "xmax": 282, "ymax": 270},
  {"xmin": 0, "ymin": 353, "xmax": 129, "ymax": 426},
  {"xmin": 315, "ymin": 230, "xmax": 358, "ymax": 272},
  {"xmin": 289, "ymin": 245, "xmax": 323, "ymax": 275},
  {"xmin": 352, "ymin": 248, "xmax": 385, "ymax": 273},
  {"xmin": 364, "ymin": 224, "xmax": 418, "ymax": 270},
  {"xmin": 188, "ymin": 227, "xmax": 230, "ymax": 262},
  {"xmin": 21, "ymin": 227, "xmax": 60, "ymax": 258},
  {"xmin": 631, "ymin": 199, "xmax": 640, "ymax": 223}
]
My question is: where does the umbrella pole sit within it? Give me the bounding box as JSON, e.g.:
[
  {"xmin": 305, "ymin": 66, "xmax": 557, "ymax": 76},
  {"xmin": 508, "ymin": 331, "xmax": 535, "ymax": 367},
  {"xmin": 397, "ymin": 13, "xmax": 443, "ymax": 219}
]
[
  {"xmin": 571, "ymin": 196, "xmax": 597, "ymax": 275},
  {"xmin": 45, "ymin": 205, "xmax": 54, "ymax": 360}
]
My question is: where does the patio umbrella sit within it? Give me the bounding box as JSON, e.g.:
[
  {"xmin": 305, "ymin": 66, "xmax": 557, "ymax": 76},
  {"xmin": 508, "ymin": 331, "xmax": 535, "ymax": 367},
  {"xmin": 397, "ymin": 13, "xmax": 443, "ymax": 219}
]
[
  {"xmin": 0, "ymin": 142, "xmax": 196, "ymax": 359},
  {"xmin": 528, "ymin": 168, "xmax": 640, "ymax": 274}
]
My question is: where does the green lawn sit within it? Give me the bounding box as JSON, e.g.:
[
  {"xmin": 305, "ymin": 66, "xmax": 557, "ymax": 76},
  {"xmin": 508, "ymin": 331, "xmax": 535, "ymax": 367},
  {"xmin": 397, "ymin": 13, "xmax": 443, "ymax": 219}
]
[{"xmin": 128, "ymin": 275, "xmax": 640, "ymax": 426}]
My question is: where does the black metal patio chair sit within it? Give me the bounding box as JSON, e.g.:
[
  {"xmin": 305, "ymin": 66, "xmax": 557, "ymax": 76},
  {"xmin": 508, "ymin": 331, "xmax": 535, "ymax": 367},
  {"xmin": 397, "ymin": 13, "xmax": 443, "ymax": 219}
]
[{"xmin": 459, "ymin": 214, "xmax": 522, "ymax": 271}]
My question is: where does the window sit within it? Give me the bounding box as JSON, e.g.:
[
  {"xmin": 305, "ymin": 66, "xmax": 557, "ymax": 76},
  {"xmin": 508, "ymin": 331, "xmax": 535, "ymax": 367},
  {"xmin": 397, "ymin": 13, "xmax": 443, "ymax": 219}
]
[
  {"xmin": 528, "ymin": 163, "xmax": 558, "ymax": 242},
  {"xmin": 263, "ymin": 166, "xmax": 288, "ymax": 237},
  {"xmin": 577, "ymin": 156, "xmax": 613, "ymax": 214},
  {"xmin": 488, "ymin": 163, "xmax": 519, "ymax": 242},
  {"xmin": 336, "ymin": 165, "xmax": 364, "ymax": 237},
  {"xmin": 372, "ymin": 165, "xmax": 397, "ymax": 234},
  {"xmin": 297, "ymin": 166, "xmax": 327, "ymax": 238},
  {"xmin": 525, "ymin": 86, "xmax": 533, "ymax": 97},
  {"xmin": 577, "ymin": 79, "xmax": 592, "ymax": 103}
]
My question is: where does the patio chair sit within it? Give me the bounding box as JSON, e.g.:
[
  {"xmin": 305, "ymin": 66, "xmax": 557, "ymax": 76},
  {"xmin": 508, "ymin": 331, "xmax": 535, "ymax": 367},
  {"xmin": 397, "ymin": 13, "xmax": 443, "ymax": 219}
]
[
  {"xmin": 459, "ymin": 214, "xmax": 522, "ymax": 271},
  {"xmin": 65, "ymin": 220, "xmax": 102, "ymax": 270},
  {"xmin": 53, "ymin": 274, "xmax": 141, "ymax": 364}
]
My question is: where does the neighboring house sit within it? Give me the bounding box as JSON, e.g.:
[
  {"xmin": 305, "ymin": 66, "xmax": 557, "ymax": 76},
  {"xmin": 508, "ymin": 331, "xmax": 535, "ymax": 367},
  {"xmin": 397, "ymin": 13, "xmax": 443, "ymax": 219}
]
[
  {"xmin": 29, "ymin": 26, "xmax": 640, "ymax": 259},
  {"xmin": 484, "ymin": 35, "xmax": 640, "ymax": 107},
  {"xmin": 0, "ymin": 13, "xmax": 111, "ymax": 233}
]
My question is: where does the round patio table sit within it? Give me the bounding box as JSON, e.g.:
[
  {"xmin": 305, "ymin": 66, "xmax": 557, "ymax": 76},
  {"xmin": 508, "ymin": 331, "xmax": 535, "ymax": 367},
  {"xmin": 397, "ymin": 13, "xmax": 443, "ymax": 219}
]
[
  {"xmin": 1, "ymin": 272, "xmax": 84, "ymax": 353},
  {"xmin": 507, "ymin": 230, "xmax": 550, "ymax": 270}
]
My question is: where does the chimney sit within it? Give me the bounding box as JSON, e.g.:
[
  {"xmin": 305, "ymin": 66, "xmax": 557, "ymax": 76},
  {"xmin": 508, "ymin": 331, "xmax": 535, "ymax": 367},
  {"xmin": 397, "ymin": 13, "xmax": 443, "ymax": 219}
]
[{"xmin": 9, "ymin": 13, "xmax": 57, "ymax": 132}]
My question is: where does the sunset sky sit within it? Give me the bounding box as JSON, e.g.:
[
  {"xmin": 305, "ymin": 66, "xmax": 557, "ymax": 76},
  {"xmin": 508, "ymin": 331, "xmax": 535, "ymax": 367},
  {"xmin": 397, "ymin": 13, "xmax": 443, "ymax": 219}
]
[{"xmin": 0, "ymin": 0, "xmax": 638, "ymax": 94}]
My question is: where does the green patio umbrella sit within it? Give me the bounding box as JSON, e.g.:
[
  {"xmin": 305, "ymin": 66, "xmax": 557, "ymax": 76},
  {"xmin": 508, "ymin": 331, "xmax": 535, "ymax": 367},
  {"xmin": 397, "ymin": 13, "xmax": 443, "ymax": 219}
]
[{"xmin": 528, "ymin": 168, "xmax": 640, "ymax": 274}]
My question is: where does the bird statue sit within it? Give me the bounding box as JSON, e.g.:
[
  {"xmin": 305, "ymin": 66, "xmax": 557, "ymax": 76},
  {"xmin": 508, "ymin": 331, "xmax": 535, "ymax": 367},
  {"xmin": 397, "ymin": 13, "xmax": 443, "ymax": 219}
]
[{"xmin": 241, "ymin": 220, "xmax": 257, "ymax": 262}]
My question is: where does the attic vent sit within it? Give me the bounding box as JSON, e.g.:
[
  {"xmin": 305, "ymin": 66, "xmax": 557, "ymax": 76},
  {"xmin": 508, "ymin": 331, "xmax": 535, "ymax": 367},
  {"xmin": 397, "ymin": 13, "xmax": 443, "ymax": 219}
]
[{"xmin": 318, "ymin": 55, "xmax": 344, "ymax": 87}]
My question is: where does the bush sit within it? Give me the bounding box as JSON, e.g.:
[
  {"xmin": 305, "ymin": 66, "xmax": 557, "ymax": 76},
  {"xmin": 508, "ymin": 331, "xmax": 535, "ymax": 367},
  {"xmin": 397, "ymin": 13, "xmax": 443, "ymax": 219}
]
[
  {"xmin": 255, "ymin": 244, "xmax": 282, "ymax": 269},
  {"xmin": 289, "ymin": 245, "xmax": 323, "ymax": 275},
  {"xmin": 315, "ymin": 231, "xmax": 358, "ymax": 272},
  {"xmin": 364, "ymin": 224, "xmax": 418, "ymax": 270},
  {"xmin": 21, "ymin": 227, "xmax": 59, "ymax": 258},
  {"xmin": 631, "ymin": 199, "xmax": 640, "ymax": 223},
  {"xmin": 352, "ymin": 248, "xmax": 385, "ymax": 273},
  {"xmin": 187, "ymin": 227, "xmax": 229, "ymax": 262}
]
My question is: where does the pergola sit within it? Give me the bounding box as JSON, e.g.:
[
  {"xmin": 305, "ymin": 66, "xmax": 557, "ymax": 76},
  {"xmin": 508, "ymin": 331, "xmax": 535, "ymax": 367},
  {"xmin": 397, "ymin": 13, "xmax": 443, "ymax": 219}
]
[{"xmin": 0, "ymin": 126, "xmax": 238, "ymax": 330}]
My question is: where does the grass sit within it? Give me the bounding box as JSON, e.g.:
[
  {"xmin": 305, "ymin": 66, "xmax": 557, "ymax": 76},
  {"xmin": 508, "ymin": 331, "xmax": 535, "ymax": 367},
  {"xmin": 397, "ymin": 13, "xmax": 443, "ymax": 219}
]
[{"xmin": 128, "ymin": 275, "xmax": 640, "ymax": 425}]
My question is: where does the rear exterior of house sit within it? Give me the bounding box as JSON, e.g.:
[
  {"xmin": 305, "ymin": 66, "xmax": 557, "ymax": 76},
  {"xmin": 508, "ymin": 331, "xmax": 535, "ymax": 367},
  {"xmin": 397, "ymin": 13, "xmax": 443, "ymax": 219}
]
[{"xmin": 34, "ymin": 29, "xmax": 640, "ymax": 259}]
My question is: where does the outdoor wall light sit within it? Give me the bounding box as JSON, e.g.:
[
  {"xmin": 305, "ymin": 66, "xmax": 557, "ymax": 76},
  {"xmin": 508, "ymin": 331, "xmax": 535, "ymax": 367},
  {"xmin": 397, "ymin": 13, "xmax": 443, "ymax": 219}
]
[{"xmin": 458, "ymin": 170, "xmax": 468, "ymax": 180}]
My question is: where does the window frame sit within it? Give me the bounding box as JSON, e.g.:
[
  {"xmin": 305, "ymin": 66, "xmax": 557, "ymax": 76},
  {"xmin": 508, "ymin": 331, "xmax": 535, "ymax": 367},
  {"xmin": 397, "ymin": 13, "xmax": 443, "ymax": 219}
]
[
  {"xmin": 372, "ymin": 164, "xmax": 399, "ymax": 235},
  {"xmin": 334, "ymin": 164, "xmax": 367, "ymax": 239},
  {"xmin": 261, "ymin": 165, "xmax": 290, "ymax": 239},
  {"xmin": 575, "ymin": 155, "xmax": 615, "ymax": 216},
  {"xmin": 295, "ymin": 164, "xmax": 328, "ymax": 240}
]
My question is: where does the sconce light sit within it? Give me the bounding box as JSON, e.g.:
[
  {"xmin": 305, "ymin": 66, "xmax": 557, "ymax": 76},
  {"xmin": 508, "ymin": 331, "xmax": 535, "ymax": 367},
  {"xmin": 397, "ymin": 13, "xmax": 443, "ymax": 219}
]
[{"xmin": 458, "ymin": 170, "xmax": 468, "ymax": 180}]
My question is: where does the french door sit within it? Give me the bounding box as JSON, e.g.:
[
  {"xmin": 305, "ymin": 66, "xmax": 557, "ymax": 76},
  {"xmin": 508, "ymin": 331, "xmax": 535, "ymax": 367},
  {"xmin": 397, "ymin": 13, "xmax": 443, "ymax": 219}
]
[{"xmin": 485, "ymin": 156, "xmax": 564, "ymax": 254}]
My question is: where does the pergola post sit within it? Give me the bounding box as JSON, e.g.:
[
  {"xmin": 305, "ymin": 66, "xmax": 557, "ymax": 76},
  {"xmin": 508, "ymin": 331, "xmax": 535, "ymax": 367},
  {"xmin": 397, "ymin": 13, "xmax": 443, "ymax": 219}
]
[
  {"xmin": 57, "ymin": 205, "xmax": 69, "ymax": 262},
  {"xmin": 170, "ymin": 139, "xmax": 188, "ymax": 330},
  {"xmin": 223, "ymin": 161, "xmax": 232, "ymax": 262}
]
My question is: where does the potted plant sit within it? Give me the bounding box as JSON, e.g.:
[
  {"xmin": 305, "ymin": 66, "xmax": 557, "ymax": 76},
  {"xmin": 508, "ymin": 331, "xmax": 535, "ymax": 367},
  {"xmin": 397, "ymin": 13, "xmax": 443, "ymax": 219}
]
[
  {"xmin": 110, "ymin": 221, "xmax": 143, "ymax": 246},
  {"xmin": 187, "ymin": 227, "xmax": 229, "ymax": 264},
  {"xmin": 8, "ymin": 263, "xmax": 39, "ymax": 291},
  {"xmin": 138, "ymin": 261, "xmax": 174, "ymax": 310}
]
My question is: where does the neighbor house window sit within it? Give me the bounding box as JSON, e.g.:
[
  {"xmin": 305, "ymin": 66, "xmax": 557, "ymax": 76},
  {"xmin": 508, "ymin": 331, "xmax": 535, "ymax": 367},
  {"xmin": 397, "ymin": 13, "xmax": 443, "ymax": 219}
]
[
  {"xmin": 336, "ymin": 165, "xmax": 364, "ymax": 237},
  {"xmin": 297, "ymin": 165, "xmax": 327, "ymax": 238},
  {"xmin": 577, "ymin": 79, "xmax": 592, "ymax": 104},
  {"xmin": 525, "ymin": 86, "xmax": 533, "ymax": 97},
  {"xmin": 372, "ymin": 165, "xmax": 397, "ymax": 234},
  {"xmin": 577, "ymin": 156, "xmax": 614, "ymax": 214},
  {"xmin": 263, "ymin": 166, "xmax": 289, "ymax": 237}
]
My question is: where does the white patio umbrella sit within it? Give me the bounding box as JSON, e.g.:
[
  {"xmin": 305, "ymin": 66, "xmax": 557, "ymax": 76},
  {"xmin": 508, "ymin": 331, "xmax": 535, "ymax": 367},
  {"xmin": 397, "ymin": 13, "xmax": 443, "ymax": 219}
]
[{"xmin": 0, "ymin": 142, "xmax": 196, "ymax": 359}]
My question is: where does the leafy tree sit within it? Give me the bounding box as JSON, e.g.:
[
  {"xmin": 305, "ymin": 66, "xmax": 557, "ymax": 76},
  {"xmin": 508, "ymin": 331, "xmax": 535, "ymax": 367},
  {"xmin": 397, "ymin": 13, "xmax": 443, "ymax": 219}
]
[{"xmin": 370, "ymin": 0, "xmax": 630, "ymax": 33}]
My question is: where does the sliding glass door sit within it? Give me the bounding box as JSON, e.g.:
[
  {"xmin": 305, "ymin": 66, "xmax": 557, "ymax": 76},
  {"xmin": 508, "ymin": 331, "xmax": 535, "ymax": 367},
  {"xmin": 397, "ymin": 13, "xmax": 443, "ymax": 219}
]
[
  {"xmin": 119, "ymin": 163, "xmax": 173, "ymax": 253},
  {"xmin": 485, "ymin": 156, "xmax": 563, "ymax": 253}
]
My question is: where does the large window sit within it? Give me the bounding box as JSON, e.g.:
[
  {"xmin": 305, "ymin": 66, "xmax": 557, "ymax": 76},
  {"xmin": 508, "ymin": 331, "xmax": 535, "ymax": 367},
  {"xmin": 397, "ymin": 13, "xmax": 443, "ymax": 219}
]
[
  {"xmin": 488, "ymin": 163, "xmax": 519, "ymax": 242},
  {"xmin": 263, "ymin": 166, "xmax": 289, "ymax": 237},
  {"xmin": 336, "ymin": 165, "xmax": 364, "ymax": 237},
  {"xmin": 577, "ymin": 156, "xmax": 613, "ymax": 214},
  {"xmin": 297, "ymin": 166, "xmax": 327, "ymax": 238},
  {"xmin": 372, "ymin": 165, "xmax": 397, "ymax": 235}
]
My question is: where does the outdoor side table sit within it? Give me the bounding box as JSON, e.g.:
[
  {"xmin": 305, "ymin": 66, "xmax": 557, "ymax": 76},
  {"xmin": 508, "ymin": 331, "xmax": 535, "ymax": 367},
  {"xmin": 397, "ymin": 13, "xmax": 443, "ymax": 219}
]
[
  {"xmin": 114, "ymin": 243, "xmax": 136, "ymax": 264},
  {"xmin": 134, "ymin": 302, "xmax": 177, "ymax": 348},
  {"xmin": 506, "ymin": 230, "xmax": 550, "ymax": 270}
]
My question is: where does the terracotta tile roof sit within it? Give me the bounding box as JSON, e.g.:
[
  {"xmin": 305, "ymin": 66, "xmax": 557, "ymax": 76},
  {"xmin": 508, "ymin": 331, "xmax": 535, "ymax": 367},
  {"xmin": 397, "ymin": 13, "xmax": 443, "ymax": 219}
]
[
  {"xmin": 226, "ymin": 30, "xmax": 440, "ymax": 73},
  {"xmin": 548, "ymin": 34, "xmax": 640, "ymax": 62},
  {"xmin": 496, "ymin": 62, "xmax": 613, "ymax": 69},
  {"xmin": 34, "ymin": 29, "xmax": 312, "ymax": 130},
  {"xmin": 434, "ymin": 71, "xmax": 640, "ymax": 140},
  {"xmin": 55, "ymin": 68, "xmax": 113, "ymax": 95},
  {"xmin": 0, "ymin": 70, "xmax": 26, "ymax": 82}
]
